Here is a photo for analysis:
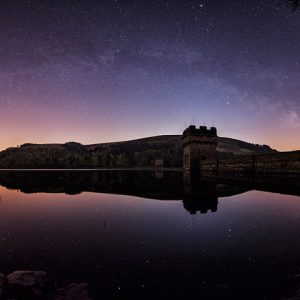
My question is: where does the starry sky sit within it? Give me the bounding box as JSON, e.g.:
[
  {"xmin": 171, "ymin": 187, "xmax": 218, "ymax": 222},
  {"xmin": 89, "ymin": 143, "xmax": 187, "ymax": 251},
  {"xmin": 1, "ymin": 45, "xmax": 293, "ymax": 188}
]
[{"xmin": 1, "ymin": 0, "xmax": 300, "ymax": 151}]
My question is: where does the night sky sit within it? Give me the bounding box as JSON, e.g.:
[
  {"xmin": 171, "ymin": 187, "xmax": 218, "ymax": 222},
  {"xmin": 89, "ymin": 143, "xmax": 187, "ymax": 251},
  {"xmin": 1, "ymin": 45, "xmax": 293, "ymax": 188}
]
[{"xmin": 1, "ymin": 0, "xmax": 300, "ymax": 151}]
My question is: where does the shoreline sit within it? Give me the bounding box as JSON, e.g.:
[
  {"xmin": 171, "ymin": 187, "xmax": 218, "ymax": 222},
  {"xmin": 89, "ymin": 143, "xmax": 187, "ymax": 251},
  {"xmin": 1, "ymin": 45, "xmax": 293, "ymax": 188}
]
[{"xmin": 0, "ymin": 167, "xmax": 182, "ymax": 172}]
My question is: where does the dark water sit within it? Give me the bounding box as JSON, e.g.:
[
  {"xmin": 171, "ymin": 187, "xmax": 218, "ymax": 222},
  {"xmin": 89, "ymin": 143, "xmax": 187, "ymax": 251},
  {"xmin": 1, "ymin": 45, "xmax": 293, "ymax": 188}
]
[{"xmin": 0, "ymin": 170, "xmax": 299, "ymax": 299}]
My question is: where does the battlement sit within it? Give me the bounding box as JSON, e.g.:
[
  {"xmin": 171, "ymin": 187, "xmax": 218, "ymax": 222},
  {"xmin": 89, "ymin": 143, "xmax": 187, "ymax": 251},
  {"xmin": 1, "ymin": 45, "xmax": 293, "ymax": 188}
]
[{"xmin": 182, "ymin": 125, "xmax": 217, "ymax": 138}]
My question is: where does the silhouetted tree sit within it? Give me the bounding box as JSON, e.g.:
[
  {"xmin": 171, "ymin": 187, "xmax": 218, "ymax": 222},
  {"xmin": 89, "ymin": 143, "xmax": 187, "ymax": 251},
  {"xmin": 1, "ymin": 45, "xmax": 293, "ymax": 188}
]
[
  {"xmin": 63, "ymin": 142, "xmax": 85, "ymax": 152},
  {"xmin": 278, "ymin": 0, "xmax": 300, "ymax": 11}
]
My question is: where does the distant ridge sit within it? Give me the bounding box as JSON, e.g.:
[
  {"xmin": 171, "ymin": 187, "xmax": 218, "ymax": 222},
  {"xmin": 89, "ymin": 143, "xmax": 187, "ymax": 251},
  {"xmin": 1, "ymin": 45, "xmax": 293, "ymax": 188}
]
[
  {"xmin": 0, "ymin": 135, "xmax": 277, "ymax": 169},
  {"xmin": 87, "ymin": 135, "xmax": 276, "ymax": 155}
]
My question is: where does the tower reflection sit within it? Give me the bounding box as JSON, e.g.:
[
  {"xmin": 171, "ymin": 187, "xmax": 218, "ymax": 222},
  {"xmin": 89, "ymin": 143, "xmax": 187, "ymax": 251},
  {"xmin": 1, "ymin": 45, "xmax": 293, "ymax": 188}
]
[{"xmin": 183, "ymin": 172, "xmax": 218, "ymax": 214}]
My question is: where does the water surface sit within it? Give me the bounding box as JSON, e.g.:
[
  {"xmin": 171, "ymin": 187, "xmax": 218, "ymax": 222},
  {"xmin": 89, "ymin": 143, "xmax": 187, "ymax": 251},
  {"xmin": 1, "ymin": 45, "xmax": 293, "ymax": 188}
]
[{"xmin": 0, "ymin": 170, "xmax": 299, "ymax": 299}]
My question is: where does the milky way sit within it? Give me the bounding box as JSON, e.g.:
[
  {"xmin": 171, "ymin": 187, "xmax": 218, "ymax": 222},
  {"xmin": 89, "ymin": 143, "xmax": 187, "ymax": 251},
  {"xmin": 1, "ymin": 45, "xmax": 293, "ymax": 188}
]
[{"xmin": 0, "ymin": 0, "xmax": 300, "ymax": 150}]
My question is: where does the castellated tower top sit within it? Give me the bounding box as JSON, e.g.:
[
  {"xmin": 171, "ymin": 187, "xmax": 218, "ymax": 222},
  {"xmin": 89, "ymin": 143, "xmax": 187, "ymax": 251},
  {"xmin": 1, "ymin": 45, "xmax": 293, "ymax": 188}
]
[{"xmin": 182, "ymin": 125, "xmax": 217, "ymax": 138}]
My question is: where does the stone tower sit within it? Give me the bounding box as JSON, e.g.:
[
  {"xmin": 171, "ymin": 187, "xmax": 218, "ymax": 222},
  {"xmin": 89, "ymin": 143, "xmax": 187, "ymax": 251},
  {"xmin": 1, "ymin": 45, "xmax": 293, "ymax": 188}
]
[{"xmin": 182, "ymin": 125, "xmax": 218, "ymax": 173}]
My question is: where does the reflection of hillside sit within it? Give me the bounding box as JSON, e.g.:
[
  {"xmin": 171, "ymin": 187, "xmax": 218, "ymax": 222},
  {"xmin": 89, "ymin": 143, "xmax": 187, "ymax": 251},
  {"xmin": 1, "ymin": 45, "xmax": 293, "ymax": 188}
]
[
  {"xmin": 0, "ymin": 171, "xmax": 184, "ymax": 199},
  {"xmin": 0, "ymin": 171, "xmax": 299, "ymax": 215}
]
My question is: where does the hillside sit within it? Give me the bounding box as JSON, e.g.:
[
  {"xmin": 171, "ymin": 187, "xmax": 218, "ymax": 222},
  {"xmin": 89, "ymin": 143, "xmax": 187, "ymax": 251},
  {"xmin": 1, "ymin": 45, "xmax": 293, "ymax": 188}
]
[
  {"xmin": 0, "ymin": 135, "xmax": 276, "ymax": 169},
  {"xmin": 88, "ymin": 135, "xmax": 276, "ymax": 155}
]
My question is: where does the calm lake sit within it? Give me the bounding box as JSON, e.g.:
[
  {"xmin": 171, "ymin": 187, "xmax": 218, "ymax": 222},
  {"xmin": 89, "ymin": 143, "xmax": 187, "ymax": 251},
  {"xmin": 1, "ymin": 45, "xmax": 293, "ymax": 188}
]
[{"xmin": 0, "ymin": 170, "xmax": 299, "ymax": 299}]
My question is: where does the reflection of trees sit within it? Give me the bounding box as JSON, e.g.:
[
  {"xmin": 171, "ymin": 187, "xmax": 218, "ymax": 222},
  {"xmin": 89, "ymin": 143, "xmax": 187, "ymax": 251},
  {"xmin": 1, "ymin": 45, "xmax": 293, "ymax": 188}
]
[
  {"xmin": 0, "ymin": 171, "xmax": 184, "ymax": 200},
  {"xmin": 0, "ymin": 171, "xmax": 299, "ymax": 215}
]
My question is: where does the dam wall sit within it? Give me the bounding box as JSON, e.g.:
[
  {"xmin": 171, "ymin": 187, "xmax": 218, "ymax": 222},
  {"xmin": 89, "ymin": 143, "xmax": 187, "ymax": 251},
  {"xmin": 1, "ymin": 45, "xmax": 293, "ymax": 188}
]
[{"xmin": 201, "ymin": 151, "xmax": 300, "ymax": 175}]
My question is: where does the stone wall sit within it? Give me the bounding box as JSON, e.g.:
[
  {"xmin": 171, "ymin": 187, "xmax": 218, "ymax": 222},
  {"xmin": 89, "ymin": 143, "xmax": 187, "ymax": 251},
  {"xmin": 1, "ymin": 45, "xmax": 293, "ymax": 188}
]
[{"xmin": 200, "ymin": 151, "xmax": 300, "ymax": 175}]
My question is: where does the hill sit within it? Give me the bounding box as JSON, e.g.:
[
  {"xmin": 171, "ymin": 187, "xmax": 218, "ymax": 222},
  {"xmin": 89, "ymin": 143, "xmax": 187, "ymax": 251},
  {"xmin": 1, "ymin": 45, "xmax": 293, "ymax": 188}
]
[{"xmin": 0, "ymin": 135, "xmax": 276, "ymax": 169}]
